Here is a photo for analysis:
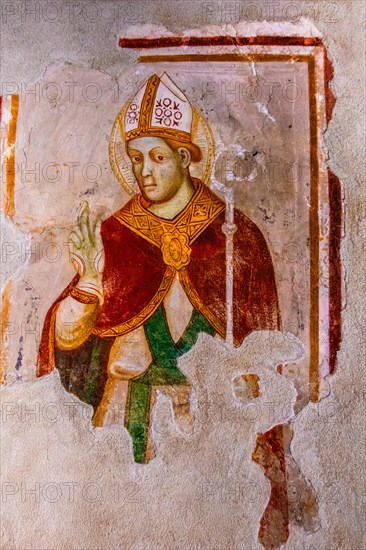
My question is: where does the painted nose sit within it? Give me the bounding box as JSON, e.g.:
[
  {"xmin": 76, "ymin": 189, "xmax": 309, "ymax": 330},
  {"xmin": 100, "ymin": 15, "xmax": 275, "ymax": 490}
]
[{"xmin": 141, "ymin": 155, "xmax": 153, "ymax": 178}]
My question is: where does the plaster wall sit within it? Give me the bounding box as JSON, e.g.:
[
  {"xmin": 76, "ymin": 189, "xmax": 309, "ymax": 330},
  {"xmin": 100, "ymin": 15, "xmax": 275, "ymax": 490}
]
[{"xmin": 1, "ymin": 1, "xmax": 365, "ymax": 549}]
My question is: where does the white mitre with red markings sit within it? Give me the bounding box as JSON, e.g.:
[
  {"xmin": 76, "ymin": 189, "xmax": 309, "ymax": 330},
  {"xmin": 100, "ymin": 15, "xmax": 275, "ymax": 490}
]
[{"xmin": 122, "ymin": 73, "xmax": 202, "ymax": 161}]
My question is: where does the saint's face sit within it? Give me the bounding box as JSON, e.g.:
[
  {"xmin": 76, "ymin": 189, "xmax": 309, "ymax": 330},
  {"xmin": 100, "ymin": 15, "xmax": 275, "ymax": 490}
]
[{"xmin": 127, "ymin": 137, "xmax": 187, "ymax": 204}]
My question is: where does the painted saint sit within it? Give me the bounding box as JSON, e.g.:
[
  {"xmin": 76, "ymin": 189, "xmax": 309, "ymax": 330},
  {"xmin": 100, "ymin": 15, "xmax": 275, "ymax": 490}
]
[{"xmin": 36, "ymin": 73, "xmax": 280, "ymax": 464}]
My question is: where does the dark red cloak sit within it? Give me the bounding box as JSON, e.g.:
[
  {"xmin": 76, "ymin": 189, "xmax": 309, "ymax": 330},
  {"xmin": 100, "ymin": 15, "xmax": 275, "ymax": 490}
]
[{"xmin": 37, "ymin": 179, "xmax": 280, "ymax": 376}]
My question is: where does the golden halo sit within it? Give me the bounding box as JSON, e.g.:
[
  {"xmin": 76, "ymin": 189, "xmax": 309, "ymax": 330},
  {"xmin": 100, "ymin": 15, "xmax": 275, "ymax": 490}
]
[{"xmin": 109, "ymin": 99, "xmax": 215, "ymax": 196}]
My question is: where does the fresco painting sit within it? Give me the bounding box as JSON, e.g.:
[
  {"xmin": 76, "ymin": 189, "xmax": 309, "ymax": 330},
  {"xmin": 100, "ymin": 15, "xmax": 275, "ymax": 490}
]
[{"xmin": 1, "ymin": 34, "xmax": 341, "ymax": 550}]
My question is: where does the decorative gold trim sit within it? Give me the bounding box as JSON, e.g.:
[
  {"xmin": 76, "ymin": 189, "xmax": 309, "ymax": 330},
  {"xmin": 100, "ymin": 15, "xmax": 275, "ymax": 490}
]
[
  {"xmin": 161, "ymin": 229, "xmax": 192, "ymax": 270},
  {"xmin": 125, "ymin": 126, "xmax": 191, "ymax": 143},
  {"xmin": 140, "ymin": 74, "xmax": 159, "ymax": 131},
  {"xmin": 47, "ymin": 304, "xmax": 58, "ymax": 372},
  {"xmin": 70, "ymin": 287, "xmax": 100, "ymax": 304},
  {"xmin": 179, "ymin": 268, "xmax": 226, "ymax": 340},
  {"xmin": 113, "ymin": 179, "xmax": 225, "ymax": 257},
  {"xmin": 179, "ymin": 268, "xmax": 241, "ymax": 347},
  {"xmin": 94, "ymin": 267, "xmax": 176, "ymax": 337},
  {"xmin": 4, "ymin": 95, "xmax": 19, "ymax": 220}
]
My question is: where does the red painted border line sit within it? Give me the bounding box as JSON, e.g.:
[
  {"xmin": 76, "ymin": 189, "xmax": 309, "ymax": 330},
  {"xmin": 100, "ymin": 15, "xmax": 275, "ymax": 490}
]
[
  {"xmin": 323, "ymin": 48, "xmax": 336, "ymax": 124},
  {"xmin": 121, "ymin": 34, "xmax": 335, "ymax": 123},
  {"xmin": 328, "ymin": 169, "xmax": 342, "ymax": 374},
  {"xmin": 119, "ymin": 35, "xmax": 323, "ymax": 49}
]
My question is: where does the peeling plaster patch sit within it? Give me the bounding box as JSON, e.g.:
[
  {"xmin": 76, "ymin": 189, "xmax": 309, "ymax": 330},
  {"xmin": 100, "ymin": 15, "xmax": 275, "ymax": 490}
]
[
  {"xmin": 1, "ymin": 331, "xmax": 304, "ymax": 550},
  {"xmin": 123, "ymin": 24, "xmax": 175, "ymax": 40},
  {"xmin": 119, "ymin": 20, "xmax": 323, "ymax": 41}
]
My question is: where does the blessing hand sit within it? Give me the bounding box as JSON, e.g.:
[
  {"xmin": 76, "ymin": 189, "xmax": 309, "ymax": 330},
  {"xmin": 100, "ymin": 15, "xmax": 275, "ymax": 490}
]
[{"xmin": 69, "ymin": 201, "xmax": 104, "ymax": 290}]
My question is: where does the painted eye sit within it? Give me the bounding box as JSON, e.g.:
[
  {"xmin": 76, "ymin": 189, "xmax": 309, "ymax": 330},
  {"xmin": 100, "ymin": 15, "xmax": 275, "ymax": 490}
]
[
  {"xmin": 156, "ymin": 155, "xmax": 165, "ymax": 161},
  {"xmin": 132, "ymin": 156, "xmax": 142, "ymax": 163}
]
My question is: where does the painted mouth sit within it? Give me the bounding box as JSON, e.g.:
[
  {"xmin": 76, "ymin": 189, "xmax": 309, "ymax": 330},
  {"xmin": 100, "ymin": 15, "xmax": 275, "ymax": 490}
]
[{"xmin": 142, "ymin": 181, "xmax": 157, "ymax": 189}]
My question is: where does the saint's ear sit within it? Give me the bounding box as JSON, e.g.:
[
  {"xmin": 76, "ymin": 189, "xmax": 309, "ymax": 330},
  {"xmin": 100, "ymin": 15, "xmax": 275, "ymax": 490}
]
[{"xmin": 177, "ymin": 147, "xmax": 191, "ymax": 168}]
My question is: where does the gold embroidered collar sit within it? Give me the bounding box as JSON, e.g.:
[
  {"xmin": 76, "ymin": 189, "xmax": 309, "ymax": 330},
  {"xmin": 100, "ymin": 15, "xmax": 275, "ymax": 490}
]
[{"xmin": 114, "ymin": 178, "xmax": 225, "ymax": 270}]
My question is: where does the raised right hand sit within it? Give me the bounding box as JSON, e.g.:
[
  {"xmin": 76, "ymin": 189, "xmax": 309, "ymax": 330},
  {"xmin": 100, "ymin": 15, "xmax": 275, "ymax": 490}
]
[{"xmin": 69, "ymin": 201, "xmax": 104, "ymax": 285}]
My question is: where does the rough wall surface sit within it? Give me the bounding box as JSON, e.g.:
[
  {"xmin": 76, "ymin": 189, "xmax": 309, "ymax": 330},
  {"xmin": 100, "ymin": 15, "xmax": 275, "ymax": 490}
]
[{"xmin": 1, "ymin": 1, "xmax": 365, "ymax": 549}]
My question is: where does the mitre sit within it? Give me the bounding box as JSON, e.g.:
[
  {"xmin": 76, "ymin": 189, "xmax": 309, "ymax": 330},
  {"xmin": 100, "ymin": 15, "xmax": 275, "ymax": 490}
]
[{"xmin": 122, "ymin": 72, "xmax": 202, "ymax": 161}]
